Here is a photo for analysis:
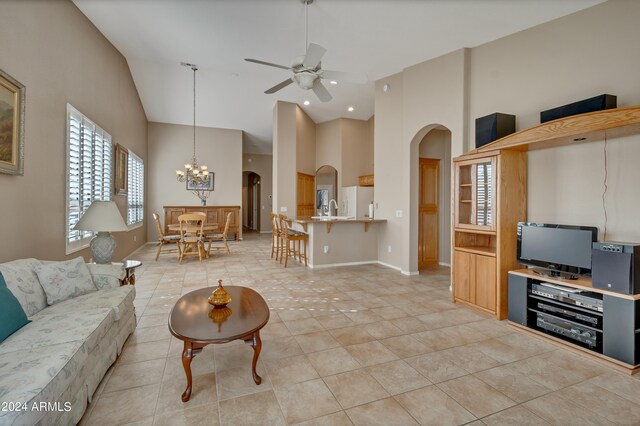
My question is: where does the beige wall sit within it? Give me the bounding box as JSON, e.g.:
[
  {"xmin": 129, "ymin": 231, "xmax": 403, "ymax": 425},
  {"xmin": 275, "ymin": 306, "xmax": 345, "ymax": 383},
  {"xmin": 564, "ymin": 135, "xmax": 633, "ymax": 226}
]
[
  {"xmin": 468, "ymin": 0, "xmax": 640, "ymax": 243},
  {"xmin": 419, "ymin": 129, "xmax": 452, "ymax": 265},
  {"xmin": 374, "ymin": 0, "xmax": 640, "ymax": 273},
  {"xmin": 375, "ymin": 49, "xmax": 467, "ymax": 274},
  {"xmin": 0, "ymin": 0, "xmax": 147, "ymax": 263},
  {"xmin": 315, "ymin": 119, "xmax": 342, "ymax": 190},
  {"xmin": 273, "ymin": 101, "xmax": 297, "ymax": 216},
  {"xmin": 296, "ymin": 107, "xmax": 316, "ymax": 176},
  {"xmin": 243, "ymin": 153, "xmax": 273, "ymax": 233},
  {"xmin": 341, "ymin": 118, "xmax": 373, "ymax": 187},
  {"xmin": 147, "ymin": 122, "xmax": 242, "ymax": 240}
]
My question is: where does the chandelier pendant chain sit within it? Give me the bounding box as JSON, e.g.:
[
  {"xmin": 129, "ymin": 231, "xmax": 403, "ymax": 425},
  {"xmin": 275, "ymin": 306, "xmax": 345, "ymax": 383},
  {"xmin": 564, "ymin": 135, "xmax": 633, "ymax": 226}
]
[
  {"xmin": 175, "ymin": 62, "xmax": 210, "ymax": 204},
  {"xmin": 192, "ymin": 65, "xmax": 197, "ymax": 167}
]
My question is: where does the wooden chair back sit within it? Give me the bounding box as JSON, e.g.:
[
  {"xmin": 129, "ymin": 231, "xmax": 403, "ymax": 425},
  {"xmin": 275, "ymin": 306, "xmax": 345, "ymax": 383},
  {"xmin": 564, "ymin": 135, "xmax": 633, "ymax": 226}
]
[
  {"xmin": 222, "ymin": 212, "xmax": 232, "ymax": 238},
  {"xmin": 153, "ymin": 213, "xmax": 164, "ymax": 239},
  {"xmin": 178, "ymin": 213, "xmax": 205, "ymax": 242}
]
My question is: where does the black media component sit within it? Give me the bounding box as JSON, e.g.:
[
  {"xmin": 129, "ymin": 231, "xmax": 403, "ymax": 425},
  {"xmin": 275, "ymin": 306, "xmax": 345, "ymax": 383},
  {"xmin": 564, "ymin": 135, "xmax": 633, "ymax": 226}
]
[
  {"xmin": 540, "ymin": 94, "xmax": 617, "ymax": 123},
  {"xmin": 592, "ymin": 242, "xmax": 640, "ymax": 294},
  {"xmin": 536, "ymin": 313, "xmax": 598, "ymax": 349},
  {"xmin": 507, "ymin": 274, "xmax": 528, "ymax": 325},
  {"xmin": 475, "ymin": 113, "xmax": 516, "ymax": 148},
  {"xmin": 517, "ymin": 222, "xmax": 598, "ymax": 279}
]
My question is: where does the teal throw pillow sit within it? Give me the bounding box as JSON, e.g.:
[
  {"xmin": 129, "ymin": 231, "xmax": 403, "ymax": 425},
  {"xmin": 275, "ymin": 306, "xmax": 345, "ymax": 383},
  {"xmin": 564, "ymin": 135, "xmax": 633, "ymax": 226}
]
[{"xmin": 0, "ymin": 272, "xmax": 30, "ymax": 343}]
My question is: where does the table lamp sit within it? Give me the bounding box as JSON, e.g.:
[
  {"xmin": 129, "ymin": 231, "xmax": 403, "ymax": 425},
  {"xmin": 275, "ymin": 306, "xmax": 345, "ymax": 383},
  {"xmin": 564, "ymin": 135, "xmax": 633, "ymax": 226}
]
[{"xmin": 73, "ymin": 201, "xmax": 129, "ymax": 264}]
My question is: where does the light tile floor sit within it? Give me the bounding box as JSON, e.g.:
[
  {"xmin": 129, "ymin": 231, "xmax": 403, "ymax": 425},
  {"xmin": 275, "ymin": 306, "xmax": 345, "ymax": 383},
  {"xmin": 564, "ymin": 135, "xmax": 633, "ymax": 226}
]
[{"xmin": 79, "ymin": 232, "xmax": 640, "ymax": 425}]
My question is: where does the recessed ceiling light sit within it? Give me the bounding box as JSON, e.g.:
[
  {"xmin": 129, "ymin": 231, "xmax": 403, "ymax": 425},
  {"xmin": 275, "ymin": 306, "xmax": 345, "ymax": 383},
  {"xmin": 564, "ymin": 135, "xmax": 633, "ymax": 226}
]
[
  {"xmin": 330, "ymin": 80, "xmax": 338, "ymax": 85},
  {"xmin": 347, "ymin": 106, "xmax": 355, "ymax": 112},
  {"xmin": 303, "ymin": 100, "xmax": 310, "ymax": 106}
]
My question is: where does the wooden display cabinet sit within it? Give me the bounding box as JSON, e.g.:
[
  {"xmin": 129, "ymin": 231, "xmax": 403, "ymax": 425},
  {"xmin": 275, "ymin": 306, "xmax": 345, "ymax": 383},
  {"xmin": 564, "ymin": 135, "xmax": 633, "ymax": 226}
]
[{"xmin": 452, "ymin": 151, "xmax": 526, "ymax": 319}]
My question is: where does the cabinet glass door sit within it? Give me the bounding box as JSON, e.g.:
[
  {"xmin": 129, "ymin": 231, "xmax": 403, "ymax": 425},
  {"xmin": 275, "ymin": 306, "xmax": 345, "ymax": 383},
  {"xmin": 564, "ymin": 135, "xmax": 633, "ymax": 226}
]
[{"xmin": 455, "ymin": 157, "xmax": 495, "ymax": 230}]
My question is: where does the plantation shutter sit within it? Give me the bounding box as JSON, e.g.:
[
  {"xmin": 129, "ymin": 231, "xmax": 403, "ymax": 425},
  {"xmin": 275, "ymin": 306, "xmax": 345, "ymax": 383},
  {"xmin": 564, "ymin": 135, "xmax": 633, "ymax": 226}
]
[
  {"xmin": 127, "ymin": 151, "xmax": 144, "ymax": 225},
  {"xmin": 66, "ymin": 104, "xmax": 112, "ymax": 253}
]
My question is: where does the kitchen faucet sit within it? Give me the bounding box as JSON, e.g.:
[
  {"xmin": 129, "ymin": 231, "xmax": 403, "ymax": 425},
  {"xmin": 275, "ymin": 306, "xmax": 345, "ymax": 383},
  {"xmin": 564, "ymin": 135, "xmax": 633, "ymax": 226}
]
[{"xmin": 326, "ymin": 199, "xmax": 338, "ymax": 216}]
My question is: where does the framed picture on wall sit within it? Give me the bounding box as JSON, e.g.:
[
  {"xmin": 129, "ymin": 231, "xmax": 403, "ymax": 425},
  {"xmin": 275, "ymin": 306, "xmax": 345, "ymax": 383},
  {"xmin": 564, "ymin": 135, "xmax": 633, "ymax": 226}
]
[
  {"xmin": 115, "ymin": 144, "xmax": 128, "ymax": 195},
  {"xmin": 0, "ymin": 68, "xmax": 25, "ymax": 175},
  {"xmin": 186, "ymin": 172, "xmax": 214, "ymax": 191}
]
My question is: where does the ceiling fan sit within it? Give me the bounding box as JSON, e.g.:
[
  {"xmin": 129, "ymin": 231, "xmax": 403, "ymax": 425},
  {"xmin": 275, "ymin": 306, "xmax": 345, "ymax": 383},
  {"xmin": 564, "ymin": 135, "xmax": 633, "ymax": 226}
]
[{"xmin": 244, "ymin": 0, "xmax": 367, "ymax": 102}]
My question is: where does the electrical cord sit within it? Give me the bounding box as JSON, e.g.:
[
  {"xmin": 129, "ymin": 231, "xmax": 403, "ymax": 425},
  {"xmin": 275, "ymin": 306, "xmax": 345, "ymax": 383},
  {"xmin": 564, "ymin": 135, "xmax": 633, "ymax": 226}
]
[{"xmin": 602, "ymin": 134, "xmax": 608, "ymax": 241}]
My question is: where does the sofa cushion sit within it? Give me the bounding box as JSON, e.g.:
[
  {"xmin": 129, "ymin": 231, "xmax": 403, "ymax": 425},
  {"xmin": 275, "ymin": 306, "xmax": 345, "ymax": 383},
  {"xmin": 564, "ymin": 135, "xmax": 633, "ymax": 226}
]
[
  {"xmin": 0, "ymin": 258, "xmax": 47, "ymax": 317},
  {"xmin": 0, "ymin": 272, "xmax": 30, "ymax": 343},
  {"xmin": 0, "ymin": 307, "xmax": 115, "ymax": 355},
  {"xmin": 0, "ymin": 341, "xmax": 88, "ymax": 426},
  {"xmin": 87, "ymin": 263, "xmax": 125, "ymax": 290},
  {"xmin": 36, "ymin": 285, "xmax": 135, "ymax": 322},
  {"xmin": 35, "ymin": 257, "xmax": 97, "ymax": 305}
]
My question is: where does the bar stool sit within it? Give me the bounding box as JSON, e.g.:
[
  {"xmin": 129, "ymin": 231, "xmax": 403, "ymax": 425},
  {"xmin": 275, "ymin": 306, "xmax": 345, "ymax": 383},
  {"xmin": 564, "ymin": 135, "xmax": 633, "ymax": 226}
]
[{"xmin": 279, "ymin": 214, "xmax": 308, "ymax": 268}]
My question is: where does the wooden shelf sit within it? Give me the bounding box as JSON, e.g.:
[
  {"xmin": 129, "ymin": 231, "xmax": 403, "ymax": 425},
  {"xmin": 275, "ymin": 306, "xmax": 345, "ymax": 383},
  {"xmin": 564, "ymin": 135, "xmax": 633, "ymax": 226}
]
[
  {"xmin": 460, "ymin": 200, "xmax": 472, "ymax": 203},
  {"xmin": 455, "ymin": 246, "xmax": 496, "ymax": 257},
  {"xmin": 509, "ymin": 268, "xmax": 640, "ymax": 301},
  {"xmin": 470, "ymin": 106, "xmax": 640, "ymax": 153},
  {"xmin": 459, "ymin": 184, "xmax": 472, "ymax": 187}
]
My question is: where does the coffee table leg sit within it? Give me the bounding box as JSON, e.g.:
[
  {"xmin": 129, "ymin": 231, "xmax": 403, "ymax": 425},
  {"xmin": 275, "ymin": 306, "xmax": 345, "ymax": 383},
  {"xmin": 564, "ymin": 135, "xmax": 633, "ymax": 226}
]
[
  {"xmin": 181, "ymin": 341, "xmax": 194, "ymax": 402},
  {"xmin": 246, "ymin": 331, "xmax": 263, "ymax": 385}
]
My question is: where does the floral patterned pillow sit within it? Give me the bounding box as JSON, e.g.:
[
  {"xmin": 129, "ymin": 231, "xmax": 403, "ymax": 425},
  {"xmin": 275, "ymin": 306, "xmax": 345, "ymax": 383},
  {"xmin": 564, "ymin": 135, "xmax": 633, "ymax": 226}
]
[{"xmin": 35, "ymin": 257, "xmax": 97, "ymax": 305}]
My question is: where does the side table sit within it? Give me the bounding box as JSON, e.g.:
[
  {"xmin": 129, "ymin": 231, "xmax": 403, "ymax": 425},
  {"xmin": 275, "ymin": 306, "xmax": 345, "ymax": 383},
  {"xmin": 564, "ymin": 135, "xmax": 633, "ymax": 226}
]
[{"xmin": 119, "ymin": 260, "xmax": 142, "ymax": 285}]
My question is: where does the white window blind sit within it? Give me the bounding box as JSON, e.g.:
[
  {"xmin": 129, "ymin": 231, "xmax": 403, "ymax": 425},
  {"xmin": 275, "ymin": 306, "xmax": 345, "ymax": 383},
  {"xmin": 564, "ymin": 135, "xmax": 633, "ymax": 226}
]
[
  {"xmin": 476, "ymin": 162, "xmax": 493, "ymax": 226},
  {"xmin": 127, "ymin": 151, "xmax": 144, "ymax": 226},
  {"xmin": 66, "ymin": 104, "xmax": 112, "ymax": 253}
]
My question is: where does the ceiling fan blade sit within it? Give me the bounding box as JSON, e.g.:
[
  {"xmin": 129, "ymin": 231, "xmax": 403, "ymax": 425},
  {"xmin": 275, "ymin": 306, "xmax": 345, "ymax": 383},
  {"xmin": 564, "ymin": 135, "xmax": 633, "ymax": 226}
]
[
  {"xmin": 245, "ymin": 58, "xmax": 291, "ymax": 71},
  {"xmin": 303, "ymin": 43, "xmax": 326, "ymax": 69},
  {"xmin": 312, "ymin": 80, "xmax": 332, "ymax": 102},
  {"xmin": 265, "ymin": 78, "xmax": 294, "ymax": 94},
  {"xmin": 322, "ymin": 69, "xmax": 368, "ymax": 84}
]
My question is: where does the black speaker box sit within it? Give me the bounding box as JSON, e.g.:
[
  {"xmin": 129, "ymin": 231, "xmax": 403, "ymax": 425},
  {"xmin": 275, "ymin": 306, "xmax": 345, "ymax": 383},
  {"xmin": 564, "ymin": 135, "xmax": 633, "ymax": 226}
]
[
  {"xmin": 540, "ymin": 94, "xmax": 617, "ymax": 124},
  {"xmin": 475, "ymin": 113, "xmax": 516, "ymax": 149},
  {"xmin": 592, "ymin": 242, "xmax": 640, "ymax": 295}
]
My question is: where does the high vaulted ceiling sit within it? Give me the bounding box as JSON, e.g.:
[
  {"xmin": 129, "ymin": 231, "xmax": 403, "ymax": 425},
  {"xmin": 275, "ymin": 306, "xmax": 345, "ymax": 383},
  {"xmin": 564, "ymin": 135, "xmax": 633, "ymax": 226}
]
[{"xmin": 73, "ymin": 0, "xmax": 603, "ymax": 155}]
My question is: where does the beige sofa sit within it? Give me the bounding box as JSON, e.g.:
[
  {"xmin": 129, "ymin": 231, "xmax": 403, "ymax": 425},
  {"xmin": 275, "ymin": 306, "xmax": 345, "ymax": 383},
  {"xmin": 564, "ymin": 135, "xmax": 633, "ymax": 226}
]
[{"xmin": 0, "ymin": 259, "xmax": 136, "ymax": 426}]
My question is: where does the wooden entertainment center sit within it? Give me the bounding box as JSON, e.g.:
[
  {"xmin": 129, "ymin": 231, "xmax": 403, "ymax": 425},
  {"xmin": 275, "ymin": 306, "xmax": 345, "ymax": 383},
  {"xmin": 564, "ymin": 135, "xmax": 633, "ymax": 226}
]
[
  {"xmin": 452, "ymin": 106, "xmax": 640, "ymax": 322},
  {"xmin": 508, "ymin": 269, "xmax": 640, "ymax": 373}
]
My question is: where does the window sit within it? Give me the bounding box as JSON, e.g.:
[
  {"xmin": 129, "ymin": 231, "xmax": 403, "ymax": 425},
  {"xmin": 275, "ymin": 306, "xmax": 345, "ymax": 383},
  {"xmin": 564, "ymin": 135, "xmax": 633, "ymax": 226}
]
[
  {"xmin": 66, "ymin": 104, "xmax": 112, "ymax": 253},
  {"xmin": 127, "ymin": 151, "xmax": 144, "ymax": 226}
]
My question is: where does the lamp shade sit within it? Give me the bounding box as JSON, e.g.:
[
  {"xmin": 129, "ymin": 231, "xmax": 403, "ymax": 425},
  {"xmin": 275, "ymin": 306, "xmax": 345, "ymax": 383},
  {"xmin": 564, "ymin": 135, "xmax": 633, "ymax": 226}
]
[{"xmin": 74, "ymin": 201, "xmax": 128, "ymax": 232}]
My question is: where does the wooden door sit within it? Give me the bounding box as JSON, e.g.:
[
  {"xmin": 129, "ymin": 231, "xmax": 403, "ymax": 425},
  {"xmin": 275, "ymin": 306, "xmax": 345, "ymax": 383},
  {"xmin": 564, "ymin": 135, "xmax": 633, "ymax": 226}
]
[
  {"xmin": 419, "ymin": 158, "xmax": 439, "ymax": 268},
  {"xmin": 453, "ymin": 250, "xmax": 473, "ymax": 302},
  {"xmin": 474, "ymin": 255, "xmax": 497, "ymax": 312},
  {"xmin": 297, "ymin": 172, "xmax": 315, "ymax": 217}
]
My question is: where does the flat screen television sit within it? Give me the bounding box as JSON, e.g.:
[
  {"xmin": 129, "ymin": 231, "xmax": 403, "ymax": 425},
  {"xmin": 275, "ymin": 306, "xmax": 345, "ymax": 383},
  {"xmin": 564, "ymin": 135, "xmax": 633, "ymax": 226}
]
[{"xmin": 517, "ymin": 222, "xmax": 598, "ymax": 279}]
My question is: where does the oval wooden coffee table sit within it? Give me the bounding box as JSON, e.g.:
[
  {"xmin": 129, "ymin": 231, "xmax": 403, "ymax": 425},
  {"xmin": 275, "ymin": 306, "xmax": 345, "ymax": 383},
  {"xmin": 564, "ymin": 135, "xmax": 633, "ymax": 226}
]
[{"xmin": 168, "ymin": 286, "xmax": 269, "ymax": 402}]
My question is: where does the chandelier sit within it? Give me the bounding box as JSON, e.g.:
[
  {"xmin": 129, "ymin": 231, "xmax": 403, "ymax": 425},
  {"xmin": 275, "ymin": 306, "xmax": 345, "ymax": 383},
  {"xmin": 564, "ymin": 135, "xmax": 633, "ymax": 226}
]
[{"xmin": 175, "ymin": 63, "xmax": 211, "ymax": 204}]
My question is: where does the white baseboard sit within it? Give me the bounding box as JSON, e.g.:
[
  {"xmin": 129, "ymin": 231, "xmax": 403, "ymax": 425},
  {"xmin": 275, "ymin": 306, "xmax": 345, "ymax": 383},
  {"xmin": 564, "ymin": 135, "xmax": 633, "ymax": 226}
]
[
  {"xmin": 259, "ymin": 230, "xmax": 272, "ymax": 234},
  {"xmin": 308, "ymin": 260, "xmax": 379, "ymax": 269},
  {"xmin": 376, "ymin": 260, "xmax": 418, "ymax": 276},
  {"xmin": 439, "ymin": 262, "xmax": 451, "ymax": 267}
]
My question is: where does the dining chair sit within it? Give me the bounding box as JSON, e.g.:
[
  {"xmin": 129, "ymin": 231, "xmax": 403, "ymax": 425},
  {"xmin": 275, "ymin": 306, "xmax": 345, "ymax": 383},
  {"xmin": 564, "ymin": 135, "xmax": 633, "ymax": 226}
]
[
  {"xmin": 177, "ymin": 213, "xmax": 205, "ymax": 263},
  {"xmin": 153, "ymin": 213, "xmax": 182, "ymax": 261},
  {"xmin": 271, "ymin": 213, "xmax": 282, "ymax": 261},
  {"xmin": 279, "ymin": 214, "xmax": 308, "ymax": 268},
  {"xmin": 206, "ymin": 212, "xmax": 232, "ymax": 256}
]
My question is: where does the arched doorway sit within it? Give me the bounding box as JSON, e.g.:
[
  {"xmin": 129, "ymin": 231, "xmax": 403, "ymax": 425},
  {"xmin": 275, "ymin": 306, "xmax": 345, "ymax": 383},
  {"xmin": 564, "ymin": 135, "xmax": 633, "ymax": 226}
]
[
  {"xmin": 243, "ymin": 171, "xmax": 261, "ymax": 231},
  {"xmin": 410, "ymin": 125, "xmax": 452, "ymax": 271},
  {"xmin": 315, "ymin": 165, "xmax": 338, "ymax": 215}
]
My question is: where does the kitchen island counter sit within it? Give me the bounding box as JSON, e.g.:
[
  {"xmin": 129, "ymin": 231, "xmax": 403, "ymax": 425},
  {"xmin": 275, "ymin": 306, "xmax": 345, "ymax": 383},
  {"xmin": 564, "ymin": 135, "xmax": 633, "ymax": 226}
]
[{"xmin": 291, "ymin": 217, "xmax": 387, "ymax": 268}]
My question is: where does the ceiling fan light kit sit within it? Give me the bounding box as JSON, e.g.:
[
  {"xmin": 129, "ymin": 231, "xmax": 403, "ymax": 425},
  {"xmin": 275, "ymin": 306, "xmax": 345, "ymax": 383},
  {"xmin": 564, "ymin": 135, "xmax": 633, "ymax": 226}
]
[{"xmin": 244, "ymin": 0, "xmax": 366, "ymax": 102}]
